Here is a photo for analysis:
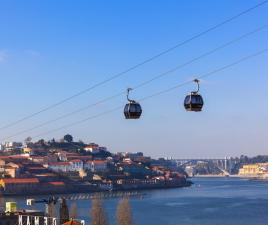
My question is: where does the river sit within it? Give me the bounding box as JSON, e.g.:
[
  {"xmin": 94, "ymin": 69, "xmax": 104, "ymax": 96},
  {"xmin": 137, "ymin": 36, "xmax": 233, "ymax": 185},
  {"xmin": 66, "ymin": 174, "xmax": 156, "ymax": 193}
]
[{"xmin": 4, "ymin": 177, "xmax": 268, "ymax": 225}]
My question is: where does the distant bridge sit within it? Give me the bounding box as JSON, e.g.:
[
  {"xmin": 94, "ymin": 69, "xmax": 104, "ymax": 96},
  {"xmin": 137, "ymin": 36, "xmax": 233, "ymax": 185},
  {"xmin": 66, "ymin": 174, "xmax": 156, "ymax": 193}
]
[
  {"xmin": 174, "ymin": 158, "xmax": 226, "ymax": 165},
  {"xmin": 174, "ymin": 158, "xmax": 233, "ymax": 173},
  {"xmin": 174, "ymin": 158, "xmax": 226, "ymax": 161}
]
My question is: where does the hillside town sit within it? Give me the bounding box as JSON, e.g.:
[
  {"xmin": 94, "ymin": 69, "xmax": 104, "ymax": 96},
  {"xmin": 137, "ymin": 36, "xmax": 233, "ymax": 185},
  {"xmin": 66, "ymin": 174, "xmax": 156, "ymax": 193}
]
[
  {"xmin": 238, "ymin": 163, "xmax": 268, "ymax": 178},
  {"xmin": 0, "ymin": 135, "xmax": 189, "ymax": 195}
]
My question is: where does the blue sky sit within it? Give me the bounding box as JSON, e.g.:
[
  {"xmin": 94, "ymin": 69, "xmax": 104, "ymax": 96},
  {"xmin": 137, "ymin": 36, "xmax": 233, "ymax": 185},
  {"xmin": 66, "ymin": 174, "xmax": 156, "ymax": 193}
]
[{"xmin": 0, "ymin": 0, "xmax": 268, "ymax": 158}]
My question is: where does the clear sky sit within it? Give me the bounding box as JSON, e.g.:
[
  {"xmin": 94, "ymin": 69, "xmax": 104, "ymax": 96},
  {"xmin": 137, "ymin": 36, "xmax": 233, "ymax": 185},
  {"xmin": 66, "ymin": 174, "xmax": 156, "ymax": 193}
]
[{"xmin": 0, "ymin": 0, "xmax": 268, "ymax": 158}]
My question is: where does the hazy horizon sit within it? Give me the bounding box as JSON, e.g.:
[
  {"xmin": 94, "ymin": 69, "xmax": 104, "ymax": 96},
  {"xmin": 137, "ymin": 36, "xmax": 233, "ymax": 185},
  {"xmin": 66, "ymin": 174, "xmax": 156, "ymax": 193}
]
[{"xmin": 0, "ymin": 0, "xmax": 268, "ymax": 158}]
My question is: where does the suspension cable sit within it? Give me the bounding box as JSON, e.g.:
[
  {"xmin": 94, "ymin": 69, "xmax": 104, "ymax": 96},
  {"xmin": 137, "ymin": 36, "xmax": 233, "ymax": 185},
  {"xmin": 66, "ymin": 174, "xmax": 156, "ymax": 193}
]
[
  {"xmin": 2, "ymin": 23, "xmax": 268, "ymax": 141},
  {"xmin": 0, "ymin": 0, "xmax": 267, "ymax": 131},
  {"xmin": 28, "ymin": 49, "xmax": 267, "ymax": 140}
]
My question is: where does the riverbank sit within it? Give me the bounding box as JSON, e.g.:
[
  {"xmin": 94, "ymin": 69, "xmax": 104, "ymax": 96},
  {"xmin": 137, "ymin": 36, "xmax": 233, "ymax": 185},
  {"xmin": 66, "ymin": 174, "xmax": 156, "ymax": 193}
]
[
  {"xmin": 7, "ymin": 177, "xmax": 268, "ymax": 225},
  {"xmin": 193, "ymin": 174, "xmax": 228, "ymax": 178},
  {"xmin": 0, "ymin": 178, "xmax": 192, "ymax": 196},
  {"xmin": 193, "ymin": 174, "xmax": 248, "ymax": 178}
]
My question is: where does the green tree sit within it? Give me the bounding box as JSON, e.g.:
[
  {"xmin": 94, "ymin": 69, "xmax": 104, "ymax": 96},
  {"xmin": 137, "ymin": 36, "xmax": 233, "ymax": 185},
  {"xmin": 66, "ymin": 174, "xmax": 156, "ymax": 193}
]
[
  {"xmin": 47, "ymin": 201, "xmax": 56, "ymax": 225},
  {"xmin": 36, "ymin": 139, "xmax": 45, "ymax": 146},
  {"xmin": 116, "ymin": 198, "xmax": 134, "ymax": 225},
  {"xmin": 0, "ymin": 193, "xmax": 4, "ymax": 212},
  {"xmin": 60, "ymin": 198, "xmax": 69, "ymax": 224},
  {"xmin": 24, "ymin": 136, "xmax": 32, "ymax": 145},
  {"xmin": 90, "ymin": 198, "xmax": 108, "ymax": 225},
  {"xmin": 64, "ymin": 134, "xmax": 73, "ymax": 143}
]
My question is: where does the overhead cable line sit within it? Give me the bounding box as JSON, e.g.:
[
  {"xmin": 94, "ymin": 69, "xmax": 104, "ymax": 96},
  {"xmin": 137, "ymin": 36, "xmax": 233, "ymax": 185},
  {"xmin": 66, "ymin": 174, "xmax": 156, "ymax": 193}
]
[
  {"xmin": 1, "ymin": 0, "xmax": 267, "ymax": 131},
  {"xmin": 139, "ymin": 49, "xmax": 268, "ymax": 102},
  {"xmin": 29, "ymin": 49, "xmax": 267, "ymax": 140},
  {"xmin": 2, "ymin": 23, "xmax": 268, "ymax": 141},
  {"xmin": 3, "ymin": 24, "xmax": 268, "ymax": 141}
]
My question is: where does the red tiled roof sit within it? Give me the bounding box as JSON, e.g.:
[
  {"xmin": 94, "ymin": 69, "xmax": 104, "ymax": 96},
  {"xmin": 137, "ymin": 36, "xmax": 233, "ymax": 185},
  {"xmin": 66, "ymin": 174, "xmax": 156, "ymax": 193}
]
[
  {"xmin": 70, "ymin": 159, "xmax": 82, "ymax": 163},
  {"xmin": 30, "ymin": 156, "xmax": 44, "ymax": 159},
  {"xmin": 48, "ymin": 181, "xmax": 65, "ymax": 186},
  {"xmin": 85, "ymin": 144, "xmax": 98, "ymax": 148},
  {"xmin": 94, "ymin": 160, "xmax": 107, "ymax": 164},
  {"xmin": 0, "ymin": 155, "xmax": 29, "ymax": 159},
  {"xmin": 86, "ymin": 160, "xmax": 107, "ymax": 165},
  {"xmin": 1, "ymin": 178, "xmax": 39, "ymax": 184}
]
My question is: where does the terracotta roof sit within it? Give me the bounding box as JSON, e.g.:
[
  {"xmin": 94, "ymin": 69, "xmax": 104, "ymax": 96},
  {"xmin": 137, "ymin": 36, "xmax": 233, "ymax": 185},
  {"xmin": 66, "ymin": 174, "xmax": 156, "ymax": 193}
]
[
  {"xmin": 30, "ymin": 156, "xmax": 44, "ymax": 159},
  {"xmin": 70, "ymin": 159, "xmax": 82, "ymax": 163},
  {"xmin": 48, "ymin": 181, "xmax": 65, "ymax": 186},
  {"xmin": 94, "ymin": 160, "xmax": 107, "ymax": 165},
  {"xmin": 1, "ymin": 178, "xmax": 39, "ymax": 184},
  {"xmin": 86, "ymin": 160, "xmax": 107, "ymax": 164},
  {"xmin": 0, "ymin": 155, "xmax": 29, "ymax": 159},
  {"xmin": 85, "ymin": 144, "xmax": 98, "ymax": 147}
]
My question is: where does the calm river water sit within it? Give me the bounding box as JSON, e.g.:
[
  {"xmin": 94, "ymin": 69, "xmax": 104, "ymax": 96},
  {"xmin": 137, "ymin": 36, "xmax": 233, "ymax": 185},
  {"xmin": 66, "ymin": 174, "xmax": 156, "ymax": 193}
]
[{"xmin": 5, "ymin": 177, "xmax": 268, "ymax": 225}]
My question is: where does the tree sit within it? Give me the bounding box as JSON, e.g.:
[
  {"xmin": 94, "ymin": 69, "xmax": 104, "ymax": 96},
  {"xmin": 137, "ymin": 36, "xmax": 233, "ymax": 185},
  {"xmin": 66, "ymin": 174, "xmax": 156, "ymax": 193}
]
[
  {"xmin": 24, "ymin": 136, "xmax": 32, "ymax": 144},
  {"xmin": 116, "ymin": 198, "xmax": 134, "ymax": 225},
  {"xmin": 64, "ymin": 134, "xmax": 73, "ymax": 143},
  {"xmin": 47, "ymin": 202, "xmax": 56, "ymax": 225},
  {"xmin": 36, "ymin": 139, "xmax": 45, "ymax": 146},
  {"xmin": 90, "ymin": 198, "xmax": 108, "ymax": 225},
  {"xmin": 60, "ymin": 198, "xmax": 69, "ymax": 224},
  {"xmin": 0, "ymin": 193, "xmax": 4, "ymax": 213},
  {"xmin": 70, "ymin": 202, "xmax": 78, "ymax": 219}
]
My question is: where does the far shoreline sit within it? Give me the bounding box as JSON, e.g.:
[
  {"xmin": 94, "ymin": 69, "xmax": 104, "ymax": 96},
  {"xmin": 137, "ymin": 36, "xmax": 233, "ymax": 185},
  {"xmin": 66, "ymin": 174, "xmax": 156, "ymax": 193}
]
[
  {"xmin": 191, "ymin": 175, "xmax": 245, "ymax": 178},
  {"xmin": 0, "ymin": 181, "xmax": 192, "ymax": 197}
]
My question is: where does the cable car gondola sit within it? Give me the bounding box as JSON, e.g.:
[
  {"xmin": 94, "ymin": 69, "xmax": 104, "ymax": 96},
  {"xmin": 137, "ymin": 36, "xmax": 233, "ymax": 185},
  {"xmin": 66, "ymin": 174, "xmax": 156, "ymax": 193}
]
[
  {"xmin": 184, "ymin": 79, "xmax": 204, "ymax": 112},
  {"xmin": 124, "ymin": 88, "xmax": 142, "ymax": 119}
]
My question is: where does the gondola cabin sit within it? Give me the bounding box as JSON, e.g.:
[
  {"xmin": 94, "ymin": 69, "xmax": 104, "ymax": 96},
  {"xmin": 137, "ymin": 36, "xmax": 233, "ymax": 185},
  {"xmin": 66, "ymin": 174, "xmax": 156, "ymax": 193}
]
[
  {"xmin": 184, "ymin": 79, "xmax": 204, "ymax": 112},
  {"xmin": 124, "ymin": 88, "xmax": 142, "ymax": 119},
  {"xmin": 124, "ymin": 101, "xmax": 142, "ymax": 119},
  {"xmin": 184, "ymin": 92, "xmax": 204, "ymax": 112}
]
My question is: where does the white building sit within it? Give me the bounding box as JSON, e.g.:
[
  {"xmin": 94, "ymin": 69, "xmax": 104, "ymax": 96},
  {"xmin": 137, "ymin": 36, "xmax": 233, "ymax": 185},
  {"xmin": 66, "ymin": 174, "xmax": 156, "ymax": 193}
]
[
  {"xmin": 84, "ymin": 160, "xmax": 107, "ymax": 172},
  {"xmin": 84, "ymin": 143, "xmax": 107, "ymax": 154},
  {"xmin": 2, "ymin": 142, "xmax": 23, "ymax": 151},
  {"xmin": 84, "ymin": 144, "xmax": 100, "ymax": 154},
  {"xmin": 47, "ymin": 159, "xmax": 84, "ymax": 172},
  {"xmin": 47, "ymin": 162, "xmax": 71, "ymax": 172},
  {"xmin": 70, "ymin": 159, "xmax": 84, "ymax": 171}
]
